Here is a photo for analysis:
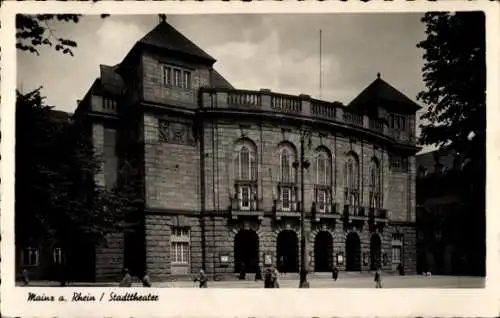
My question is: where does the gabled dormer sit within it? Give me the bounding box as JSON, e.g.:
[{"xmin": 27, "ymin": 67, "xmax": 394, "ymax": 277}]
[
  {"xmin": 348, "ymin": 73, "xmax": 421, "ymax": 146},
  {"xmin": 116, "ymin": 17, "xmax": 223, "ymax": 109}
]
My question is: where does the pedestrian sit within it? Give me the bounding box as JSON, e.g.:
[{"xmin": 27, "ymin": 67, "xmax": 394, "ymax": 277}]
[
  {"xmin": 272, "ymin": 267, "xmax": 280, "ymax": 288},
  {"xmin": 279, "ymin": 256, "xmax": 286, "ymax": 276},
  {"xmin": 142, "ymin": 272, "xmax": 152, "ymax": 287},
  {"xmin": 255, "ymin": 263, "xmax": 263, "ymax": 281},
  {"xmin": 194, "ymin": 269, "xmax": 208, "ymax": 288},
  {"xmin": 239, "ymin": 261, "xmax": 246, "ymax": 280},
  {"xmin": 264, "ymin": 267, "xmax": 273, "ymax": 288},
  {"xmin": 22, "ymin": 269, "xmax": 29, "ymax": 286},
  {"xmin": 332, "ymin": 266, "xmax": 339, "ymax": 281},
  {"xmin": 119, "ymin": 268, "xmax": 132, "ymax": 287},
  {"xmin": 374, "ymin": 267, "xmax": 382, "ymax": 288},
  {"xmin": 397, "ymin": 263, "xmax": 404, "ymax": 276}
]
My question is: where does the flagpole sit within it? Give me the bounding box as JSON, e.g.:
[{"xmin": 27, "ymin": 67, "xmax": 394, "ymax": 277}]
[{"xmin": 319, "ymin": 29, "xmax": 322, "ymax": 100}]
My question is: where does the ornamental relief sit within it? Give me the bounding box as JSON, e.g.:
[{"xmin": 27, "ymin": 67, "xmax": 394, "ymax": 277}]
[{"xmin": 159, "ymin": 120, "xmax": 195, "ymax": 146}]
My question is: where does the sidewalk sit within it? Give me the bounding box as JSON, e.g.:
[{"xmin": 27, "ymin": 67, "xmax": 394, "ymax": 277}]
[{"xmin": 18, "ymin": 275, "xmax": 484, "ymax": 288}]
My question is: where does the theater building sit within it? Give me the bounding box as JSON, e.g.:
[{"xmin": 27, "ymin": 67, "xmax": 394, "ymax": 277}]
[{"xmin": 66, "ymin": 19, "xmax": 421, "ymax": 281}]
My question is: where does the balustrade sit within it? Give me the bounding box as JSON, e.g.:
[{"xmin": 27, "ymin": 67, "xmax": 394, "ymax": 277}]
[{"xmin": 199, "ymin": 88, "xmax": 416, "ymax": 146}]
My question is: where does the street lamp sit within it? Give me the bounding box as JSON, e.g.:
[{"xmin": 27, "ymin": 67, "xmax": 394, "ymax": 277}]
[{"xmin": 293, "ymin": 129, "xmax": 312, "ymax": 288}]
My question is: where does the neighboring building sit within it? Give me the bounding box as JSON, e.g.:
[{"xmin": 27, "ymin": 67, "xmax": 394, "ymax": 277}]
[
  {"xmin": 19, "ymin": 19, "xmax": 422, "ymax": 282},
  {"xmin": 16, "ymin": 110, "xmax": 72, "ymax": 281},
  {"xmin": 416, "ymin": 149, "xmax": 485, "ymax": 276}
]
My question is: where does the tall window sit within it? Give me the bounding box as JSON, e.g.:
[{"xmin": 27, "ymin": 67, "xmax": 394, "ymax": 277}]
[
  {"xmin": 369, "ymin": 159, "xmax": 381, "ymax": 208},
  {"xmin": 234, "ymin": 145, "xmax": 256, "ymax": 181},
  {"xmin": 315, "ymin": 149, "xmax": 332, "ymax": 212},
  {"xmin": 53, "ymin": 247, "xmax": 62, "ymax": 264},
  {"xmin": 171, "ymin": 227, "xmax": 190, "ymax": 265},
  {"xmin": 392, "ymin": 234, "xmax": 403, "ymax": 265},
  {"xmin": 316, "ymin": 152, "xmax": 331, "ymax": 185},
  {"xmin": 280, "ymin": 148, "xmax": 293, "ymax": 183},
  {"xmin": 344, "ymin": 154, "xmax": 359, "ymax": 206},
  {"xmin": 22, "ymin": 247, "xmax": 39, "ymax": 266},
  {"xmin": 279, "ymin": 143, "xmax": 297, "ymax": 211}
]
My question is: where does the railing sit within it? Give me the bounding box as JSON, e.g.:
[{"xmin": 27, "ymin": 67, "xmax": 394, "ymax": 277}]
[
  {"xmin": 311, "ymin": 100, "xmax": 336, "ymax": 119},
  {"xmin": 274, "ymin": 200, "xmax": 300, "ymax": 213},
  {"xmin": 313, "ymin": 202, "xmax": 338, "ymax": 214},
  {"xmin": 343, "ymin": 110, "xmax": 364, "ymax": 127},
  {"xmin": 227, "ymin": 92, "xmax": 261, "ymax": 108},
  {"xmin": 230, "ymin": 197, "xmax": 262, "ymax": 212},
  {"xmin": 199, "ymin": 88, "xmax": 417, "ymax": 146},
  {"xmin": 271, "ymin": 95, "xmax": 301, "ymax": 113},
  {"xmin": 369, "ymin": 118, "xmax": 384, "ymax": 133}
]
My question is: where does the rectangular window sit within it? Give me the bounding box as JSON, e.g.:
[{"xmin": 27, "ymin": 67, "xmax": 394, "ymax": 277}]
[
  {"xmin": 392, "ymin": 246, "xmax": 401, "ymax": 264},
  {"xmin": 281, "ymin": 187, "xmax": 291, "ymax": 211},
  {"xmin": 173, "ymin": 69, "xmax": 181, "ymax": 87},
  {"xmin": 164, "ymin": 66, "xmax": 172, "ymax": 86},
  {"xmin": 22, "ymin": 247, "xmax": 39, "ymax": 266},
  {"xmin": 171, "ymin": 227, "xmax": 190, "ymax": 265},
  {"xmin": 53, "ymin": 248, "xmax": 62, "ymax": 264},
  {"xmin": 183, "ymin": 71, "xmax": 191, "ymax": 89},
  {"xmin": 239, "ymin": 186, "xmax": 251, "ymax": 210},
  {"xmin": 317, "ymin": 189, "xmax": 327, "ymax": 212}
]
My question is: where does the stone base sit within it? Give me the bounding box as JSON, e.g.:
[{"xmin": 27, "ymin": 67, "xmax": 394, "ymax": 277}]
[{"xmin": 144, "ymin": 213, "xmax": 417, "ymax": 281}]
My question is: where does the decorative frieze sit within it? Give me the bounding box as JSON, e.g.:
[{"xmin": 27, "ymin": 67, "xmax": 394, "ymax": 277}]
[{"xmin": 159, "ymin": 119, "xmax": 195, "ymax": 146}]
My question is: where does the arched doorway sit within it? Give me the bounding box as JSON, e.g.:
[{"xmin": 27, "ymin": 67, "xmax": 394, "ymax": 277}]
[
  {"xmin": 234, "ymin": 230, "xmax": 259, "ymax": 273},
  {"xmin": 314, "ymin": 231, "xmax": 334, "ymax": 272},
  {"xmin": 276, "ymin": 230, "xmax": 299, "ymax": 273},
  {"xmin": 345, "ymin": 232, "xmax": 361, "ymax": 271},
  {"xmin": 370, "ymin": 234, "xmax": 382, "ymax": 270}
]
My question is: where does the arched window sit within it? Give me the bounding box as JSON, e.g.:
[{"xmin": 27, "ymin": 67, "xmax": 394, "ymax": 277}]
[
  {"xmin": 344, "ymin": 153, "xmax": 359, "ymax": 206},
  {"xmin": 369, "ymin": 158, "xmax": 381, "ymax": 208},
  {"xmin": 316, "ymin": 152, "xmax": 331, "ymax": 185},
  {"xmin": 233, "ymin": 140, "xmax": 258, "ymax": 211},
  {"xmin": 344, "ymin": 155, "xmax": 359, "ymax": 190},
  {"xmin": 278, "ymin": 143, "xmax": 297, "ymax": 211},
  {"xmin": 235, "ymin": 144, "xmax": 256, "ymax": 181},
  {"xmin": 279, "ymin": 145, "xmax": 296, "ymax": 183}
]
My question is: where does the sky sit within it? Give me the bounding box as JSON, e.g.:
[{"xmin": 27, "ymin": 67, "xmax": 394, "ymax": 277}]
[{"xmin": 17, "ymin": 13, "xmax": 432, "ymax": 151}]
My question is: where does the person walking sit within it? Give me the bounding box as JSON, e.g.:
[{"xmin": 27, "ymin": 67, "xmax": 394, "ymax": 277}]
[
  {"xmin": 272, "ymin": 267, "xmax": 280, "ymax": 288},
  {"xmin": 374, "ymin": 267, "xmax": 383, "ymax": 288},
  {"xmin": 119, "ymin": 268, "xmax": 132, "ymax": 287},
  {"xmin": 22, "ymin": 269, "xmax": 30, "ymax": 286},
  {"xmin": 142, "ymin": 272, "xmax": 152, "ymax": 287},
  {"xmin": 239, "ymin": 261, "xmax": 246, "ymax": 280},
  {"xmin": 332, "ymin": 266, "xmax": 339, "ymax": 281},
  {"xmin": 194, "ymin": 269, "xmax": 208, "ymax": 288},
  {"xmin": 264, "ymin": 267, "xmax": 273, "ymax": 288}
]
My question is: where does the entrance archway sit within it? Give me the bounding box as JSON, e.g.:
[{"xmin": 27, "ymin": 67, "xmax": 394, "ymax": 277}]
[
  {"xmin": 276, "ymin": 230, "xmax": 299, "ymax": 273},
  {"xmin": 345, "ymin": 232, "xmax": 361, "ymax": 271},
  {"xmin": 234, "ymin": 230, "xmax": 259, "ymax": 273},
  {"xmin": 370, "ymin": 234, "xmax": 382, "ymax": 270},
  {"xmin": 314, "ymin": 231, "xmax": 334, "ymax": 272}
]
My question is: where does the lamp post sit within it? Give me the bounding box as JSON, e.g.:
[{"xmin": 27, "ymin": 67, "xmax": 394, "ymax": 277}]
[{"xmin": 295, "ymin": 129, "xmax": 311, "ymax": 288}]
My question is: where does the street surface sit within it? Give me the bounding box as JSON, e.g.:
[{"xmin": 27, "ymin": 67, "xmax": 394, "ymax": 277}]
[{"xmin": 22, "ymin": 275, "xmax": 484, "ymax": 288}]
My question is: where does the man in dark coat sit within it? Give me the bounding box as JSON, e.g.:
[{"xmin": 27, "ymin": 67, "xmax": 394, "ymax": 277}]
[
  {"xmin": 119, "ymin": 268, "xmax": 132, "ymax": 287},
  {"xmin": 332, "ymin": 266, "xmax": 339, "ymax": 281},
  {"xmin": 194, "ymin": 269, "xmax": 208, "ymax": 288}
]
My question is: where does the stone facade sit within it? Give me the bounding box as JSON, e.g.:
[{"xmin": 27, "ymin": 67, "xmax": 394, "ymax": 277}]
[{"xmin": 72, "ymin": 20, "xmax": 420, "ymax": 281}]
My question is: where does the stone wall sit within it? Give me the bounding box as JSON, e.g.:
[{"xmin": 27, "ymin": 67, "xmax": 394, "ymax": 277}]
[{"xmin": 95, "ymin": 233, "xmax": 125, "ymax": 281}]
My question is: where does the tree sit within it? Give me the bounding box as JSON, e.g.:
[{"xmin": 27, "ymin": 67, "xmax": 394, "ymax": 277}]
[
  {"xmin": 16, "ymin": 14, "xmax": 109, "ymax": 56},
  {"xmin": 417, "ymin": 11, "xmax": 485, "ymax": 162},
  {"xmin": 417, "ymin": 11, "xmax": 486, "ymax": 275}
]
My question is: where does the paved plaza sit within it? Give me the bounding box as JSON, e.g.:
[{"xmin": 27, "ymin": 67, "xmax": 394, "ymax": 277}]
[{"xmin": 23, "ymin": 275, "xmax": 484, "ymax": 288}]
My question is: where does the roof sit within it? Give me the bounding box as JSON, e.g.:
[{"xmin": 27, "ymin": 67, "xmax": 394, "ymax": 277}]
[
  {"xmin": 416, "ymin": 149, "xmax": 457, "ymax": 173},
  {"xmin": 50, "ymin": 109, "xmax": 71, "ymax": 123},
  {"xmin": 99, "ymin": 64, "xmax": 125, "ymax": 96},
  {"xmin": 348, "ymin": 73, "xmax": 422, "ymax": 113},
  {"xmin": 138, "ymin": 20, "xmax": 216, "ymax": 64},
  {"xmin": 210, "ymin": 69, "xmax": 234, "ymax": 89}
]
